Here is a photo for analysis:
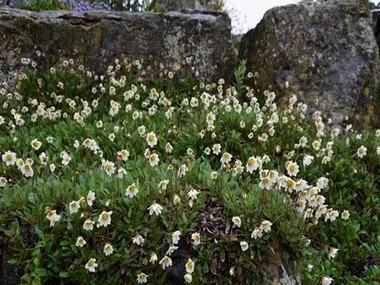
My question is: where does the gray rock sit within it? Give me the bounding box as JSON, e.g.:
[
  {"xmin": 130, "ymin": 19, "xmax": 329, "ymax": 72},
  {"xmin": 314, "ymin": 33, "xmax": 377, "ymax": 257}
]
[
  {"xmin": 0, "ymin": 8, "xmax": 236, "ymax": 86},
  {"xmin": 152, "ymin": 0, "xmax": 204, "ymax": 11},
  {"xmin": 262, "ymin": 234, "xmax": 301, "ymax": 285},
  {"xmin": 239, "ymin": 1, "xmax": 380, "ymax": 128},
  {"xmin": 372, "ymin": 8, "xmax": 380, "ymax": 49}
]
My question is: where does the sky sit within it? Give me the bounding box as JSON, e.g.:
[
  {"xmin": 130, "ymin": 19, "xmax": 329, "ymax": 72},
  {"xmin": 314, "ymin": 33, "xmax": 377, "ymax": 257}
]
[{"xmin": 226, "ymin": 0, "xmax": 380, "ymax": 34}]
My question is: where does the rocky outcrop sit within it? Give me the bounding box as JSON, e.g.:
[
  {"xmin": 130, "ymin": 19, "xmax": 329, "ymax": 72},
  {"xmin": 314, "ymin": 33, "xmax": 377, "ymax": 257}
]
[
  {"xmin": 239, "ymin": 0, "xmax": 380, "ymax": 128},
  {"xmin": 152, "ymin": 0, "xmax": 204, "ymax": 11},
  {"xmin": 263, "ymin": 234, "xmax": 301, "ymax": 285},
  {"xmin": 0, "ymin": 8, "xmax": 236, "ymax": 85},
  {"xmin": 372, "ymin": 8, "xmax": 380, "ymax": 50}
]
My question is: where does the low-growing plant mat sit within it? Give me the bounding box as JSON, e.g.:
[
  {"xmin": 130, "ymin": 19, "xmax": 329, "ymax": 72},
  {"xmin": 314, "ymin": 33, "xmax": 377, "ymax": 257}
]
[{"xmin": 0, "ymin": 58, "xmax": 379, "ymax": 284}]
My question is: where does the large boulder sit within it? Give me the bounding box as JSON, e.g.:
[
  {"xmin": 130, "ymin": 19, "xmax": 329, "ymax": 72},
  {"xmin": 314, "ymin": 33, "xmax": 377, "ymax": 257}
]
[
  {"xmin": 152, "ymin": 0, "xmax": 204, "ymax": 11},
  {"xmin": 0, "ymin": 8, "xmax": 235, "ymax": 85},
  {"xmin": 239, "ymin": 0, "xmax": 380, "ymax": 128}
]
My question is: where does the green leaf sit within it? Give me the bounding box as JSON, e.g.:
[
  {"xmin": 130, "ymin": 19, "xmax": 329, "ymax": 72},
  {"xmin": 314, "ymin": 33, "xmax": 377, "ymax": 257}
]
[
  {"xmin": 66, "ymin": 222, "xmax": 73, "ymax": 231},
  {"xmin": 182, "ymin": 212, "xmax": 188, "ymax": 225},
  {"xmin": 31, "ymin": 276, "xmax": 42, "ymax": 285},
  {"xmin": 34, "ymin": 268, "xmax": 49, "ymax": 277},
  {"xmin": 7, "ymin": 258, "xmax": 18, "ymax": 265},
  {"xmin": 59, "ymin": 271, "xmax": 70, "ymax": 278}
]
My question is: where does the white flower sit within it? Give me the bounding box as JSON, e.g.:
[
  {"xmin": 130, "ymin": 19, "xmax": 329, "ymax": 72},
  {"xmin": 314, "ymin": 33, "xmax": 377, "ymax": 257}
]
[
  {"xmin": 325, "ymin": 209, "xmax": 339, "ymax": 222},
  {"xmin": 31, "ymin": 139, "xmax": 42, "ymax": 150},
  {"xmin": 117, "ymin": 167, "xmax": 127, "ymax": 178},
  {"xmin": 356, "ymin": 145, "xmax": 367, "ymax": 158},
  {"xmin": 341, "ymin": 210, "xmax": 350, "ymax": 220},
  {"xmin": 303, "ymin": 154, "xmax": 314, "ymax": 167},
  {"xmin": 172, "ymin": 195, "xmax": 180, "ymax": 205},
  {"xmin": 178, "ymin": 164, "xmax": 188, "ymax": 177},
  {"xmin": 149, "ymin": 252, "xmax": 158, "ymax": 263},
  {"xmin": 159, "ymin": 256, "xmax": 172, "ymax": 270},
  {"xmin": 206, "ymin": 112, "xmax": 216, "ymax": 125},
  {"xmin": 103, "ymin": 160, "xmax": 115, "ymax": 176},
  {"xmin": 191, "ymin": 232, "xmax": 201, "ymax": 246},
  {"xmin": 246, "ymin": 156, "xmax": 259, "ymax": 173},
  {"xmin": 299, "ymin": 136, "xmax": 308, "ymax": 147},
  {"xmin": 232, "ymin": 216, "xmax": 241, "ymax": 228},
  {"xmin": 21, "ymin": 163, "xmax": 34, "ymax": 177},
  {"xmin": 39, "ymin": 152, "xmax": 48, "ymax": 165},
  {"xmin": 220, "ymin": 152, "xmax": 232, "ymax": 165},
  {"xmin": 69, "ymin": 200, "xmax": 80, "ymax": 214},
  {"xmin": 148, "ymin": 202, "xmax": 163, "ymax": 216},
  {"xmin": 98, "ymin": 211, "xmax": 113, "ymax": 227},
  {"xmin": 240, "ymin": 241, "xmax": 249, "ymax": 251},
  {"xmin": 190, "ymin": 97, "xmax": 198, "ymax": 107},
  {"xmin": 46, "ymin": 209, "xmax": 61, "ymax": 227},
  {"xmin": 258, "ymin": 133, "xmax": 268, "ymax": 142},
  {"xmin": 118, "ymin": 149, "xmax": 129, "ymax": 161},
  {"xmin": 187, "ymin": 189, "xmax": 199, "ymax": 202},
  {"xmin": 212, "ymin": 143, "xmax": 221, "ymax": 155},
  {"xmin": 330, "ymin": 127, "xmax": 340, "ymax": 138},
  {"xmin": 251, "ymin": 227, "xmax": 263, "ymax": 239},
  {"xmin": 87, "ymin": 191, "xmax": 96, "ymax": 207},
  {"xmin": 96, "ymin": 120, "xmax": 103, "ymax": 128},
  {"xmin": 377, "ymin": 146, "xmax": 380, "ymax": 156},
  {"xmin": 126, "ymin": 183, "xmax": 138, "ymax": 198},
  {"xmin": 285, "ymin": 161, "xmax": 299, "ymax": 177},
  {"xmin": 73, "ymin": 140, "xmax": 80, "ymax": 148},
  {"xmin": 2, "ymin": 151, "xmax": 16, "ymax": 166},
  {"xmin": 327, "ymin": 247, "xmax": 339, "ymax": 259},
  {"xmin": 184, "ymin": 273, "xmax": 192, "ymax": 283},
  {"xmin": 85, "ymin": 258, "xmax": 98, "ymax": 273},
  {"xmin": 49, "ymin": 164, "xmax": 56, "ymax": 172},
  {"xmin": 132, "ymin": 233, "xmax": 145, "ymax": 246},
  {"xmin": 158, "ymin": 179, "xmax": 169, "ymax": 191},
  {"xmin": 185, "ymin": 258, "xmax": 195, "ymax": 273},
  {"xmin": 148, "ymin": 153, "xmax": 159, "ymax": 167},
  {"xmin": 172, "ymin": 230, "xmax": 181, "ymax": 245},
  {"xmin": 146, "ymin": 132, "xmax": 158, "ymax": 148},
  {"xmin": 103, "ymin": 243, "xmax": 114, "ymax": 256},
  {"xmin": 259, "ymin": 173, "xmax": 273, "ymax": 190},
  {"xmin": 0, "ymin": 177, "xmax": 7, "ymax": 187},
  {"xmin": 137, "ymin": 272, "xmax": 149, "ymax": 283},
  {"xmin": 83, "ymin": 219, "xmax": 95, "ymax": 231},
  {"xmin": 210, "ymin": 171, "xmax": 218, "ymax": 179},
  {"xmin": 321, "ymin": 276, "xmax": 333, "ymax": 285},
  {"xmin": 166, "ymin": 245, "xmax": 178, "ymax": 256},
  {"xmin": 259, "ymin": 220, "xmax": 272, "ymax": 233},
  {"xmin": 75, "ymin": 236, "xmax": 86, "ymax": 247},
  {"xmin": 165, "ymin": 142, "xmax": 173, "ymax": 153},
  {"xmin": 61, "ymin": 152, "xmax": 71, "ymax": 166},
  {"xmin": 312, "ymin": 140, "xmax": 321, "ymax": 151},
  {"xmin": 316, "ymin": 177, "xmax": 329, "ymax": 190}
]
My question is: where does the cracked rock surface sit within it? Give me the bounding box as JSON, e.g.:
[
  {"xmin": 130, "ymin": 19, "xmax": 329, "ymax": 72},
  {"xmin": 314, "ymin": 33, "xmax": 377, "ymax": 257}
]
[{"xmin": 0, "ymin": 8, "xmax": 236, "ymax": 85}]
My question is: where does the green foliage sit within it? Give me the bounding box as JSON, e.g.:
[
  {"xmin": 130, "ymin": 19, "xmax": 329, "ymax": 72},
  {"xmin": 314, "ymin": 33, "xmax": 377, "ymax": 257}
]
[
  {"xmin": 0, "ymin": 56, "xmax": 379, "ymax": 284},
  {"xmin": 19, "ymin": 0, "xmax": 72, "ymax": 11}
]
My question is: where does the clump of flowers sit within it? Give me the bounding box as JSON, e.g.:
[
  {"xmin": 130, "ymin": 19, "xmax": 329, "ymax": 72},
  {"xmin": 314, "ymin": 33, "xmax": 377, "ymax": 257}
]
[{"xmin": 0, "ymin": 56, "xmax": 378, "ymax": 285}]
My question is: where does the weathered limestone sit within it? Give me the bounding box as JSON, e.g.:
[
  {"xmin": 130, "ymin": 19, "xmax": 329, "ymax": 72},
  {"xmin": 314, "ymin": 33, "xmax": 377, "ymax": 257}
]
[
  {"xmin": 0, "ymin": 8, "xmax": 236, "ymax": 85},
  {"xmin": 152, "ymin": 0, "xmax": 204, "ymax": 11},
  {"xmin": 239, "ymin": 0, "xmax": 380, "ymax": 128}
]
